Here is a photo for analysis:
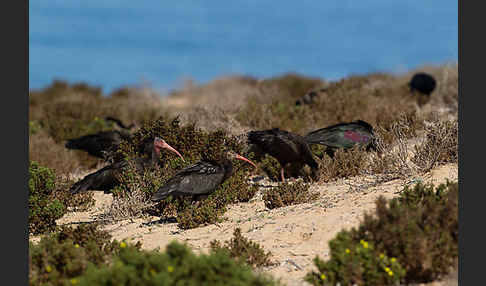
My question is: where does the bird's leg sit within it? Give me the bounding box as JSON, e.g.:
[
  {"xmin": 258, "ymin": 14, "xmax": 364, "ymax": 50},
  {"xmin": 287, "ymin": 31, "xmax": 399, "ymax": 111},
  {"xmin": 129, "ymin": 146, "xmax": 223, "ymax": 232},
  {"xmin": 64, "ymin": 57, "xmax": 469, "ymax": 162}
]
[{"xmin": 280, "ymin": 167, "xmax": 286, "ymax": 183}]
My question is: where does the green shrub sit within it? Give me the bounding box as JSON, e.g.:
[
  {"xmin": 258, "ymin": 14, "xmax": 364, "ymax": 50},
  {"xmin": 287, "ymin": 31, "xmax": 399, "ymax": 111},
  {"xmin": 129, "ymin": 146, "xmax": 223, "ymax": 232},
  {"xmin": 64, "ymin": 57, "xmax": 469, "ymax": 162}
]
[
  {"xmin": 305, "ymin": 232, "xmax": 406, "ymax": 286},
  {"xmin": 263, "ymin": 181, "xmax": 319, "ymax": 210},
  {"xmin": 29, "ymin": 161, "xmax": 66, "ymax": 235},
  {"xmin": 29, "ymin": 224, "xmax": 139, "ymax": 286},
  {"xmin": 306, "ymin": 181, "xmax": 458, "ymax": 285},
  {"xmin": 29, "ymin": 161, "xmax": 94, "ymax": 235},
  {"xmin": 76, "ymin": 241, "xmax": 280, "ymax": 286},
  {"xmin": 353, "ymin": 182, "xmax": 458, "ymax": 283},
  {"xmin": 210, "ymin": 228, "xmax": 274, "ymax": 268}
]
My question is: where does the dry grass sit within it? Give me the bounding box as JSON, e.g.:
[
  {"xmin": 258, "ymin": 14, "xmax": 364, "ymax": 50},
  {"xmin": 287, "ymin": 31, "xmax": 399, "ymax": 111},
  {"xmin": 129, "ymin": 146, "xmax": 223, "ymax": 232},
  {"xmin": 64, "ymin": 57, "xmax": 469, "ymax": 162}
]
[
  {"xmin": 412, "ymin": 118, "xmax": 458, "ymax": 173},
  {"xmin": 96, "ymin": 188, "xmax": 153, "ymax": 224}
]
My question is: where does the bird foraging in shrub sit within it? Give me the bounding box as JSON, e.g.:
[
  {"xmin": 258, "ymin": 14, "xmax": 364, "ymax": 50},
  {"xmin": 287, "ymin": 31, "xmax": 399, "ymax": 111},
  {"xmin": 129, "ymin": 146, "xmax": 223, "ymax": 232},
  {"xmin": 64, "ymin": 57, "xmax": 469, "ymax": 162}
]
[
  {"xmin": 246, "ymin": 128, "xmax": 318, "ymax": 182},
  {"xmin": 305, "ymin": 120, "xmax": 379, "ymax": 158},
  {"xmin": 69, "ymin": 137, "xmax": 184, "ymax": 194},
  {"xmin": 151, "ymin": 150, "xmax": 257, "ymax": 202}
]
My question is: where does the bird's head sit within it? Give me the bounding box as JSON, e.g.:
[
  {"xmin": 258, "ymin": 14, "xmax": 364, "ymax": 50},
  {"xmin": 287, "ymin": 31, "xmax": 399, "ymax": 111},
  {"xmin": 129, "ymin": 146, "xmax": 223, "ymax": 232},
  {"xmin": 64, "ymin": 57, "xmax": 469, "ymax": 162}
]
[{"xmin": 153, "ymin": 137, "xmax": 185, "ymax": 161}]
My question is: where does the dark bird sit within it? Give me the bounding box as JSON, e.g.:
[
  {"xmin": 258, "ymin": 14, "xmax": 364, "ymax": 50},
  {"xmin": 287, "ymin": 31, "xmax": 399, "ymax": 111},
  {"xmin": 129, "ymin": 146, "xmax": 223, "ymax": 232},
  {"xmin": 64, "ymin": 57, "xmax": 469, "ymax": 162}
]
[
  {"xmin": 104, "ymin": 116, "xmax": 137, "ymax": 130},
  {"xmin": 247, "ymin": 128, "xmax": 318, "ymax": 182},
  {"xmin": 69, "ymin": 137, "xmax": 184, "ymax": 194},
  {"xmin": 65, "ymin": 117, "xmax": 137, "ymax": 159},
  {"xmin": 304, "ymin": 120, "xmax": 379, "ymax": 158},
  {"xmin": 65, "ymin": 130, "xmax": 132, "ymax": 159},
  {"xmin": 408, "ymin": 72, "xmax": 437, "ymax": 96},
  {"xmin": 151, "ymin": 151, "xmax": 257, "ymax": 202},
  {"xmin": 295, "ymin": 91, "xmax": 319, "ymax": 106}
]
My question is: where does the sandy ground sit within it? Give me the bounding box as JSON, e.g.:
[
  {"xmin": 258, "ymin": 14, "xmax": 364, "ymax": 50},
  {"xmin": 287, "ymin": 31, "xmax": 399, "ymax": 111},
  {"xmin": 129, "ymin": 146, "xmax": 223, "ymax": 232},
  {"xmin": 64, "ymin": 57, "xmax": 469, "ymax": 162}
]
[{"xmin": 46, "ymin": 161, "xmax": 458, "ymax": 286}]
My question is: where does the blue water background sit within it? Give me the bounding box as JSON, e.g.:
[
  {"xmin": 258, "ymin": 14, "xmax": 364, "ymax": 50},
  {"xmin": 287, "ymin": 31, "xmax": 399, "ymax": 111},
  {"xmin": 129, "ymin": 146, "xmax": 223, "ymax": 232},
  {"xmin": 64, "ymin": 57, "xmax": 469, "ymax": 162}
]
[{"xmin": 29, "ymin": 1, "xmax": 458, "ymax": 94}]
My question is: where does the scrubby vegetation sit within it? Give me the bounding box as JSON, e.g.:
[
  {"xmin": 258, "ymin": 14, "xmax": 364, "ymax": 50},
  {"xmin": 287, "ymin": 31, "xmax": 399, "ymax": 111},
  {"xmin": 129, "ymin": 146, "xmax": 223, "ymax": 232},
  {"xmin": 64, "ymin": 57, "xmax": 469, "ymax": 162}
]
[
  {"xmin": 30, "ymin": 224, "xmax": 279, "ymax": 286},
  {"xmin": 305, "ymin": 181, "xmax": 458, "ymax": 285},
  {"xmin": 29, "ymin": 161, "xmax": 93, "ymax": 235},
  {"xmin": 29, "ymin": 63, "xmax": 458, "ymax": 285},
  {"xmin": 263, "ymin": 181, "xmax": 319, "ymax": 210},
  {"xmin": 210, "ymin": 228, "xmax": 274, "ymax": 268},
  {"xmin": 29, "ymin": 223, "xmax": 138, "ymax": 286}
]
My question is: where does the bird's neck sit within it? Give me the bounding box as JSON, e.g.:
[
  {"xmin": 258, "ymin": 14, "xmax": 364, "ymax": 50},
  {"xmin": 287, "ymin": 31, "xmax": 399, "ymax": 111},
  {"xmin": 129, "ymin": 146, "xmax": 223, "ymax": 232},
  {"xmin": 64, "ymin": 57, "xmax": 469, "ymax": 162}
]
[
  {"xmin": 151, "ymin": 147, "xmax": 161, "ymax": 164},
  {"xmin": 221, "ymin": 160, "xmax": 234, "ymax": 182}
]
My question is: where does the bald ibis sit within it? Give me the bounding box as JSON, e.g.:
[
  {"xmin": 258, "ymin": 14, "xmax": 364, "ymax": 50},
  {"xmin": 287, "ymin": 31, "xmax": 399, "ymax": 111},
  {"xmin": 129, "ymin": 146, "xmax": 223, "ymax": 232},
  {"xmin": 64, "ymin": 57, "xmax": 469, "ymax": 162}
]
[{"xmin": 69, "ymin": 137, "xmax": 184, "ymax": 194}]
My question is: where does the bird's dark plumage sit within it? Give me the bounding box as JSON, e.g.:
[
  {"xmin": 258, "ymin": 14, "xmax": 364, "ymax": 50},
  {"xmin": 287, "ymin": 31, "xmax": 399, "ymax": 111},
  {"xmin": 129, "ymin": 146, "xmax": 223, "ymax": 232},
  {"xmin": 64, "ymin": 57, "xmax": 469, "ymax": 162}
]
[
  {"xmin": 151, "ymin": 160, "xmax": 232, "ymax": 201},
  {"xmin": 305, "ymin": 120, "xmax": 378, "ymax": 157},
  {"xmin": 104, "ymin": 116, "xmax": 136, "ymax": 130},
  {"xmin": 65, "ymin": 117, "xmax": 136, "ymax": 159},
  {"xmin": 69, "ymin": 137, "xmax": 184, "ymax": 194},
  {"xmin": 65, "ymin": 130, "xmax": 131, "ymax": 159},
  {"xmin": 151, "ymin": 152, "xmax": 255, "ymax": 202},
  {"xmin": 247, "ymin": 128, "xmax": 318, "ymax": 181},
  {"xmin": 295, "ymin": 91, "xmax": 318, "ymax": 106},
  {"xmin": 408, "ymin": 72, "xmax": 436, "ymax": 96}
]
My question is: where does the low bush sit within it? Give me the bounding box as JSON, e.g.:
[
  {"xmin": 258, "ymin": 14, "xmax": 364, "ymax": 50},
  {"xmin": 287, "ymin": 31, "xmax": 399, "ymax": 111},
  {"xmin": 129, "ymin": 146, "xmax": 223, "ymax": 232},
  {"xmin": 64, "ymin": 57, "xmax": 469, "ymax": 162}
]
[
  {"xmin": 29, "ymin": 224, "xmax": 138, "ymax": 286},
  {"xmin": 210, "ymin": 228, "xmax": 274, "ymax": 268},
  {"xmin": 263, "ymin": 181, "xmax": 319, "ymax": 210},
  {"xmin": 29, "ymin": 161, "xmax": 65, "ymax": 235},
  {"xmin": 76, "ymin": 241, "xmax": 280, "ymax": 286},
  {"xmin": 305, "ymin": 181, "xmax": 458, "ymax": 285},
  {"xmin": 29, "ymin": 161, "xmax": 94, "ymax": 235},
  {"xmin": 305, "ymin": 232, "xmax": 406, "ymax": 286},
  {"xmin": 315, "ymin": 146, "xmax": 370, "ymax": 183}
]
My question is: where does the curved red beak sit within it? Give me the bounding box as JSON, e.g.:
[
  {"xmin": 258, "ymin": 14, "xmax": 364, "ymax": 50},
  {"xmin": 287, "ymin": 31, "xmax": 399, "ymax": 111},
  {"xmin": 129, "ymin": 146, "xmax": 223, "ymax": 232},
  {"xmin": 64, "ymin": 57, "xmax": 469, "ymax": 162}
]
[
  {"xmin": 233, "ymin": 153, "xmax": 257, "ymax": 169},
  {"xmin": 154, "ymin": 137, "xmax": 185, "ymax": 162}
]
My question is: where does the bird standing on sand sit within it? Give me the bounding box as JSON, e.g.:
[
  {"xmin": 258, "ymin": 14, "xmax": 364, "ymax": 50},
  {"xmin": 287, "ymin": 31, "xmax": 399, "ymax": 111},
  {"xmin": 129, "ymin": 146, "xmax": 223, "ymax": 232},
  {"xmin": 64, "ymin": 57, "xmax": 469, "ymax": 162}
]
[
  {"xmin": 246, "ymin": 128, "xmax": 318, "ymax": 182},
  {"xmin": 151, "ymin": 151, "xmax": 257, "ymax": 202},
  {"xmin": 69, "ymin": 137, "xmax": 184, "ymax": 194},
  {"xmin": 304, "ymin": 120, "xmax": 378, "ymax": 158}
]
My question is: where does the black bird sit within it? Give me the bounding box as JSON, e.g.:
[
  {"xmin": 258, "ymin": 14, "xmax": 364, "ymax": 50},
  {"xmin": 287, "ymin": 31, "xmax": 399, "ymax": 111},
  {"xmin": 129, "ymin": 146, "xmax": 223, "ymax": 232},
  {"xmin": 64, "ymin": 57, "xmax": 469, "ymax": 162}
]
[
  {"xmin": 304, "ymin": 120, "xmax": 379, "ymax": 158},
  {"xmin": 69, "ymin": 137, "xmax": 184, "ymax": 194},
  {"xmin": 295, "ymin": 91, "xmax": 318, "ymax": 106},
  {"xmin": 247, "ymin": 128, "xmax": 318, "ymax": 182},
  {"xmin": 151, "ymin": 151, "xmax": 257, "ymax": 202},
  {"xmin": 104, "ymin": 116, "xmax": 137, "ymax": 130},
  {"xmin": 408, "ymin": 72, "xmax": 437, "ymax": 96},
  {"xmin": 65, "ymin": 117, "xmax": 136, "ymax": 159}
]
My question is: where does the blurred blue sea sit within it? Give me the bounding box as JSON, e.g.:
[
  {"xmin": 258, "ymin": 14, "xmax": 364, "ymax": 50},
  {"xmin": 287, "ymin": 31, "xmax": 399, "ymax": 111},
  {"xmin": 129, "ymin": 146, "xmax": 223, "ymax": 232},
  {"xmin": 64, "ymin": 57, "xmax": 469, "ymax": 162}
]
[{"xmin": 29, "ymin": 0, "xmax": 458, "ymax": 94}]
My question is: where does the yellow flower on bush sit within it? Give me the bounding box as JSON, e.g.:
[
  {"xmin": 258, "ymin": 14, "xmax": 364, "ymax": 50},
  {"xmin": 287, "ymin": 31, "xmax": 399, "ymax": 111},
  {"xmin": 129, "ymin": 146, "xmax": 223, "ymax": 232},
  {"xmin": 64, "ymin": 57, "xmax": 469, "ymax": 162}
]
[
  {"xmin": 379, "ymin": 253, "xmax": 385, "ymax": 259},
  {"xmin": 70, "ymin": 278, "xmax": 78, "ymax": 285},
  {"xmin": 150, "ymin": 268, "xmax": 156, "ymax": 276},
  {"xmin": 120, "ymin": 241, "xmax": 127, "ymax": 248},
  {"xmin": 45, "ymin": 265, "xmax": 52, "ymax": 273},
  {"xmin": 345, "ymin": 248, "xmax": 350, "ymax": 254},
  {"xmin": 167, "ymin": 266, "xmax": 174, "ymax": 273},
  {"xmin": 320, "ymin": 273, "xmax": 326, "ymax": 280},
  {"xmin": 390, "ymin": 257, "xmax": 396, "ymax": 263},
  {"xmin": 74, "ymin": 244, "xmax": 80, "ymax": 248},
  {"xmin": 388, "ymin": 270, "xmax": 394, "ymax": 276},
  {"xmin": 360, "ymin": 240, "xmax": 369, "ymax": 249}
]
